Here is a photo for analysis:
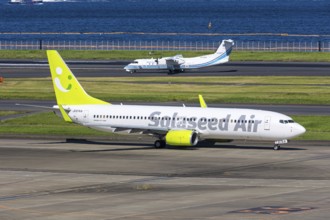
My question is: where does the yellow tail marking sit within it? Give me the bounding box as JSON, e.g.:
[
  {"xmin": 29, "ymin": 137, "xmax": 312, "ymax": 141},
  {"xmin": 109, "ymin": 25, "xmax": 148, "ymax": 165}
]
[{"xmin": 47, "ymin": 50, "xmax": 109, "ymax": 105}]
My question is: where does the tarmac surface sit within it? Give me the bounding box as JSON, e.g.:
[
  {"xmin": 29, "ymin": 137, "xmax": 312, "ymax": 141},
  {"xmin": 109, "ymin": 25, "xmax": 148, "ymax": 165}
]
[
  {"xmin": 1, "ymin": 60, "xmax": 329, "ymax": 219},
  {"xmin": 0, "ymin": 138, "xmax": 329, "ymax": 219},
  {"xmin": 1, "ymin": 61, "xmax": 330, "ymax": 77}
]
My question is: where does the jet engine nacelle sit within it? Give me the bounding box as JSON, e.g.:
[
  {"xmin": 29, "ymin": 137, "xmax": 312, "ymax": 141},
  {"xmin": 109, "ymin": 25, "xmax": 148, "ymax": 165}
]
[{"xmin": 165, "ymin": 130, "xmax": 199, "ymax": 146}]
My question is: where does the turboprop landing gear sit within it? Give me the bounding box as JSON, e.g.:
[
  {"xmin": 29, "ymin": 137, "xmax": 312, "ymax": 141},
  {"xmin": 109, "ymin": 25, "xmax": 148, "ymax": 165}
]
[
  {"xmin": 154, "ymin": 140, "xmax": 166, "ymax": 148},
  {"xmin": 273, "ymin": 144, "xmax": 281, "ymax": 151}
]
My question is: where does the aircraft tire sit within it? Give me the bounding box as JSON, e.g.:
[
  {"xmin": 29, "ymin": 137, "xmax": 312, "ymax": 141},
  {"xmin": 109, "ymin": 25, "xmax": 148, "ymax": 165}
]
[
  {"xmin": 154, "ymin": 140, "xmax": 166, "ymax": 148},
  {"xmin": 273, "ymin": 145, "xmax": 281, "ymax": 151}
]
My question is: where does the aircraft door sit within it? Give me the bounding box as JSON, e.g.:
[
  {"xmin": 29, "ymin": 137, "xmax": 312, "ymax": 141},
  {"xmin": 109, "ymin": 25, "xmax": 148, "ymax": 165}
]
[
  {"xmin": 72, "ymin": 110, "xmax": 89, "ymax": 123},
  {"xmin": 264, "ymin": 116, "xmax": 271, "ymax": 130}
]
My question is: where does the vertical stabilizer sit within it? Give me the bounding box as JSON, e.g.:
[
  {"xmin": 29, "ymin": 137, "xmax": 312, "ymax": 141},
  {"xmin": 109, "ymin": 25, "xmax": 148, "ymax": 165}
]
[
  {"xmin": 47, "ymin": 50, "xmax": 109, "ymax": 106},
  {"xmin": 215, "ymin": 39, "xmax": 234, "ymax": 55}
]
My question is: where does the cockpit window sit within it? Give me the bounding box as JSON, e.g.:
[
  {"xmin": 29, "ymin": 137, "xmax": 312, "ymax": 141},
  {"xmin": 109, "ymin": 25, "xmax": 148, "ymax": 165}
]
[{"xmin": 279, "ymin": 119, "xmax": 295, "ymax": 124}]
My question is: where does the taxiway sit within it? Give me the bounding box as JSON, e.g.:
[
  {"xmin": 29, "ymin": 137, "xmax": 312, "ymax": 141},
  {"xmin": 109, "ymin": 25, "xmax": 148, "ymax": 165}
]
[
  {"xmin": 0, "ymin": 138, "xmax": 329, "ymax": 219},
  {"xmin": 1, "ymin": 61, "xmax": 330, "ymax": 77}
]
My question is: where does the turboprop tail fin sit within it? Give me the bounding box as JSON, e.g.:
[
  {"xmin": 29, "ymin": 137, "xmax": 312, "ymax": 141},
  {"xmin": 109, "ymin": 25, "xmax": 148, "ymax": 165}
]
[
  {"xmin": 47, "ymin": 50, "xmax": 109, "ymax": 106},
  {"xmin": 215, "ymin": 39, "xmax": 234, "ymax": 55}
]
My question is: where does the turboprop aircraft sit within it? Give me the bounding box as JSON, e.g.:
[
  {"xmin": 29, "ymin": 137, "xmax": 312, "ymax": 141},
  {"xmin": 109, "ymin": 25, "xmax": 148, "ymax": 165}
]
[
  {"xmin": 124, "ymin": 39, "xmax": 234, "ymax": 74},
  {"xmin": 47, "ymin": 50, "xmax": 305, "ymax": 150}
]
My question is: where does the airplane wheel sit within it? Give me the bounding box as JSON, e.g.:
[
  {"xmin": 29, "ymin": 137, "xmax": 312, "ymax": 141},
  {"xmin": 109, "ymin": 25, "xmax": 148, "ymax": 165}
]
[
  {"xmin": 273, "ymin": 145, "xmax": 281, "ymax": 151},
  {"xmin": 154, "ymin": 140, "xmax": 166, "ymax": 148}
]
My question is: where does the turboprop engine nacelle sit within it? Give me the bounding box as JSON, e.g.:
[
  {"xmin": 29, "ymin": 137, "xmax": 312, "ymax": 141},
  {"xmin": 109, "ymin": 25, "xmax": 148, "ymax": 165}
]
[{"xmin": 165, "ymin": 130, "xmax": 199, "ymax": 146}]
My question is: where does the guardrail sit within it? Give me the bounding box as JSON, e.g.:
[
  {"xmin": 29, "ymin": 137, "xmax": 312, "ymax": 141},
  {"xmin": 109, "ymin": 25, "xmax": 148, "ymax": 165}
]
[{"xmin": 0, "ymin": 40, "xmax": 329, "ymax": 52}]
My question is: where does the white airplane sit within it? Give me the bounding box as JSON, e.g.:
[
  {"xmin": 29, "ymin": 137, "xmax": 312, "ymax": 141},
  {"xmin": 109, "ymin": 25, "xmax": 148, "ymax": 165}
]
[
  {"xmin": 48, "ymin": 50, "xmax": 305, "ymax": 150},
  {"xmin": 124, "ymin": 39, "xmax": 234, "ymax": 74}
]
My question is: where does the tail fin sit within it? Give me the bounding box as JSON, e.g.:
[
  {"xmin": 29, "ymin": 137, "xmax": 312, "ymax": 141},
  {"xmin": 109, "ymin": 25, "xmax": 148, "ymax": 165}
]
[
  {"xmin": 215, "ymin": 39, "xmax": 234, "ymax": 55},
  {"xmin": 47, "ymin": 50, "xmax": 108, "ymax": 106}
]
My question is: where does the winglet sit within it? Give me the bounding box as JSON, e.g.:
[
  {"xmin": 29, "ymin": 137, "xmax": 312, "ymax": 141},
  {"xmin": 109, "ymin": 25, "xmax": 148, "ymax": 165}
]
[{"xmin": 198, "ymin": 95, "xmax": 207, "ymax": 108}]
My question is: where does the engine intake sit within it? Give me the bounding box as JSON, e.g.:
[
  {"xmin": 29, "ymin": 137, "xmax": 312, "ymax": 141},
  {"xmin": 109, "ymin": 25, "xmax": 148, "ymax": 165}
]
[{"xmin": 165, "ymin": 130, "xmax": 199, "ymax": 146}]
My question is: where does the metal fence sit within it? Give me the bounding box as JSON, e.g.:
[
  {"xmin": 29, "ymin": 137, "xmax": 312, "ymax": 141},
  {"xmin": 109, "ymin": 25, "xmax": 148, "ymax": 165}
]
[{"xmin": 0, "ymin": 40, "xmax": 330, "ymax": 52}]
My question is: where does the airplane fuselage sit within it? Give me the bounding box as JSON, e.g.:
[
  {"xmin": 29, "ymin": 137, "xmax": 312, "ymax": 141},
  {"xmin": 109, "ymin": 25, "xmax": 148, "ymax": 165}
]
[
  {"xmin": 124, "ymin": 53, "xmax": 229, "ymax": 73},
  {"xmin": 124, "ymin": 39, "xmax": 234, "ymax": 73},
  {"xmin": 66, "ymin": 104, "xmax": 305, "ymax": 142}
]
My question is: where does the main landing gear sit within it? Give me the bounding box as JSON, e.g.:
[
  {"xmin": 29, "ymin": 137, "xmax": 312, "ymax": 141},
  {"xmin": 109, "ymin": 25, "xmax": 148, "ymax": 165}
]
[
  {"xmin": 168, "ymin": 69, "xmax": 185, "ymax": 75},
  {"xmin": 154, "ymin": 140, "xmax": 166, "ymax": 148}
]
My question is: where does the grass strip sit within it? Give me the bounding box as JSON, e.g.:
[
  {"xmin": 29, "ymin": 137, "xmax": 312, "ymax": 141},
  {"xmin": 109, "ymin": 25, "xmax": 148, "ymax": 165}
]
[
  {"xmin": 0, "ymin": 112, "xmax": 109, "ymax": 136},
  {"xmin": 0, "ymin": 112, "xmax": 328, "ymax": 141},
  {"xmin": 0, "ymin": 50, "xmax": 330, "ymax": 62},
  {"xmin": 1, "ymin": 77, "xmax": 330, "ymax": 105},
  {"xmin": 0, "ymin": 111, "xmax": 24, "ymax": 117}
]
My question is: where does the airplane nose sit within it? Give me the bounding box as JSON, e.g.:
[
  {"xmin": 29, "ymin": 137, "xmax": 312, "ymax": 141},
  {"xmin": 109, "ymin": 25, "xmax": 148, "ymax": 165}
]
[{"xmin": 295, "ymin": 123, "xmax": 306, "ymax": 136}]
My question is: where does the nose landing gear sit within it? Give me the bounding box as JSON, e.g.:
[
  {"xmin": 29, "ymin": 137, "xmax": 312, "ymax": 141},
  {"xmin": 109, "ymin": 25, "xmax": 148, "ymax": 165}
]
[
  {"xmin": 273, "ymin": 139, "xmax": 288, "ymax": 150},
  {"xmin": 273, "ymin": 144, "xmax": 281, "ymax": 151}
]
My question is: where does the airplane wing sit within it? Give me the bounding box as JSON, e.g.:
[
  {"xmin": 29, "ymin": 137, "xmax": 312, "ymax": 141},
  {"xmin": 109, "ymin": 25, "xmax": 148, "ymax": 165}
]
[
  {"xmin": 165, "ymin": 55, "xmax": 185, "ymax": 70},
  {"xmin": 165, "ymin": 54, "xmax": 184, "ymax": 65},
  {"xmin": 15, "ymin": 103, "xmax": 55, "ymax": 109},
  {"xmin": 84, "ymin": 123, "xmax": 169, "ymax": 135}
]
